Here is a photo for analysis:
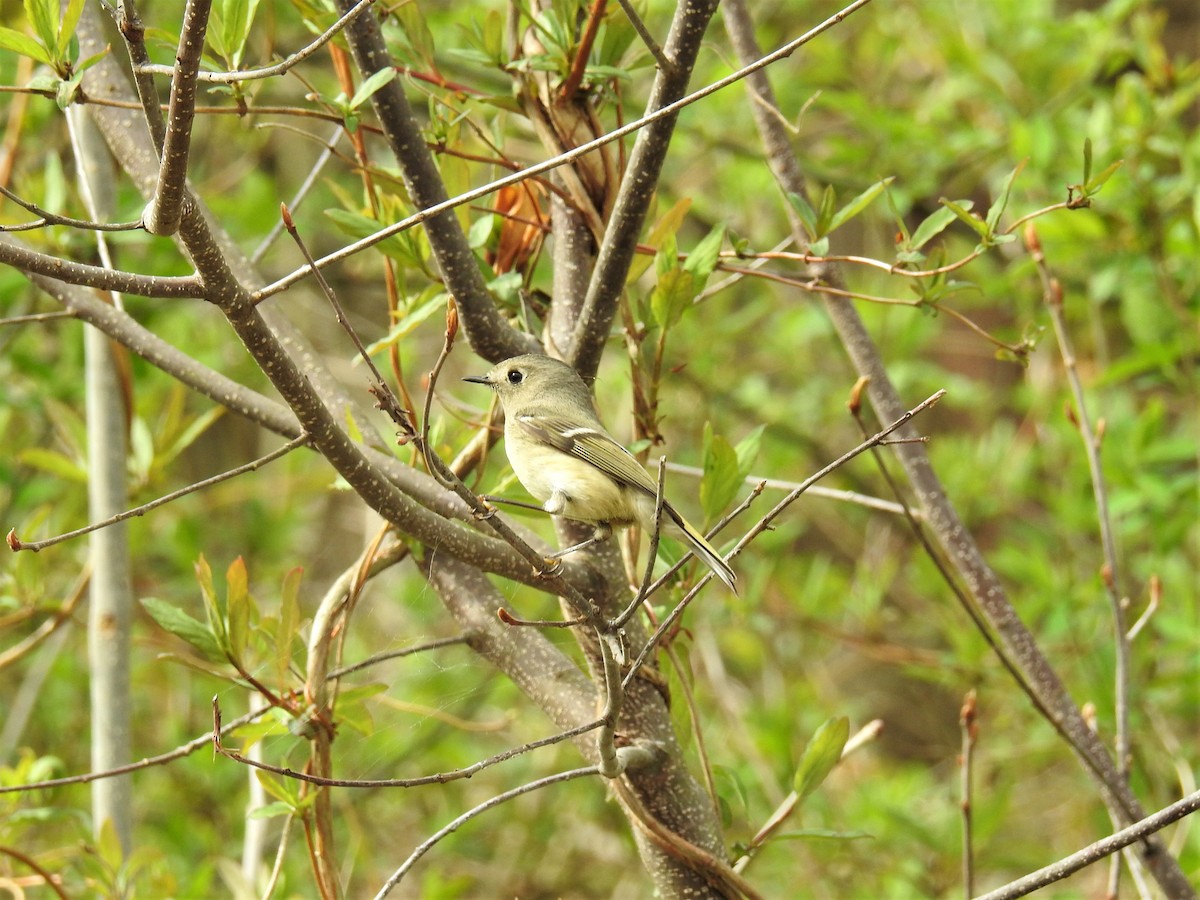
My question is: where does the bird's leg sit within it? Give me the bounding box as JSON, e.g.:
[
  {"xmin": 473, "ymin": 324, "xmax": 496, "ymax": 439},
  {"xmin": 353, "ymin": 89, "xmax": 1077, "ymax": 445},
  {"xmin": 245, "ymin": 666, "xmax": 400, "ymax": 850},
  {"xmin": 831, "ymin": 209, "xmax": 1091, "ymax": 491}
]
[
  {"xmin": 478, "ymin": 494, "xmax": 548, "ymax": 514},
  {"xmin": 545, "ymin": 522, "xmax": 612, "ymax": 560}
]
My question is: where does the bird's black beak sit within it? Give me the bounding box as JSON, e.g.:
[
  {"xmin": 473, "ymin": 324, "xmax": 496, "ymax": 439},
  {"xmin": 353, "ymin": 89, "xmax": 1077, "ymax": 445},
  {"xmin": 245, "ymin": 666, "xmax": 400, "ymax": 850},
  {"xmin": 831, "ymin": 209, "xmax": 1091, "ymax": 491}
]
[{"xmin": 462, "ymin": 374, "xmax": 491, "ymax": 385}]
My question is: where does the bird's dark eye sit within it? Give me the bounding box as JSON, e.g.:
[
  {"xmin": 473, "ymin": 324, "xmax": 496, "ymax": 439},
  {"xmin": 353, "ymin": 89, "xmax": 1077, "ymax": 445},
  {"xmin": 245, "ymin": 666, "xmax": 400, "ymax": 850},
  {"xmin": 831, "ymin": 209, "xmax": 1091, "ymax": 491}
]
[{"xmin": 506, "ymin": 369, "xmax": 524, "ymax": 384}]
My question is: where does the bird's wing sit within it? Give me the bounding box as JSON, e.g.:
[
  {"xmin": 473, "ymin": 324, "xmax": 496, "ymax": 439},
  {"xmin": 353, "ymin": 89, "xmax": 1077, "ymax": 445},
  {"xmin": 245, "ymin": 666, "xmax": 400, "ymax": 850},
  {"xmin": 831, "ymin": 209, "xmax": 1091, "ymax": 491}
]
[{"xmin": 516, "ymin": 414, "xmax": 658, "ymax": 495}]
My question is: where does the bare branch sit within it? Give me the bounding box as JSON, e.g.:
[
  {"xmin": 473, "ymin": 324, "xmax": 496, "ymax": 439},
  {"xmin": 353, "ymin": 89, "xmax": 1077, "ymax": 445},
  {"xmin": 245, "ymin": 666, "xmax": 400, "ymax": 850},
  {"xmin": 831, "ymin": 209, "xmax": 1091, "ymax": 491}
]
[
  {"xmin": 134, "ymin": 0, "xmax": 380, "ymax": 85},
  {"xmin": 8, "ymin": 435, "xmax": 310, "ymax": 553},
  {"xmin": 974, "ymin": 790, "xmax": 1200, "ymax": 900},
  {"xmin": 145, "ymin": 0, "xmax": 211, "ymax": 236},
  {"xmin": 0, "ymin": 233, "xmax": 204, "ymax": 297},
  {"xmin": 373, "ymin": 766, "xmax": 603, "ymax": 897}
]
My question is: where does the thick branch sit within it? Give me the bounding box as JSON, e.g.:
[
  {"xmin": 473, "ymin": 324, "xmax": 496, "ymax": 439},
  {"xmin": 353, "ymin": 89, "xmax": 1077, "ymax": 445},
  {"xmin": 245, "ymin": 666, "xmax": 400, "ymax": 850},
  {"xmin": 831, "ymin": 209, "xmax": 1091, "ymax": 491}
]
[
  {"xmin": 0, "ymin": 235, "xmax": 203, "ymax": 297},
  {"xmin": 333, "ymin": 0, "xmax": 537, "ymax": 363},
  {"xmin": 144, "ymin": 0, "xmax": 211, "ymax": 235},
  {"xmin": 569, "ymin": 0, "xmax": 721, "ymax": 378}
]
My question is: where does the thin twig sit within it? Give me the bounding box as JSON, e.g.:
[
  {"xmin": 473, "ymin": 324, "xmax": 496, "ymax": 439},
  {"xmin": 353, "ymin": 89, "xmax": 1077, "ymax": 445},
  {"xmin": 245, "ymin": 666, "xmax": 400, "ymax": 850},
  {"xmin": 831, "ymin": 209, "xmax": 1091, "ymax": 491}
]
[
  {"xmin": 623, "ymin": 390, "xmax": 945, "ymax": 687},
  {"xmin": 253, "ymin": 125, "xmax": 344, "ymax": 264},
  {"xmin": 373, "ymin": 765, "xmax": 602, "ymax": 897},
  {"xmin": 7, "ymin": 435, "xmax": 310, "ymax": 553},
  {"xmin": 664, "ymin": 461, "xmax": 913, "ymax": 518},
  {"xmin": 613, "ymin": 0, "xmax": 672, "ymax": 72},
  {"xmin": 1126, "ymin": 575, "xmax": 1160, "ymax": 641},
  {"xmin": 326, "ymin": 636, "xmax": 471, "ymax": 680},
  {"xmin": 0, "ymin": 704, "xmax": 272, "ymax": 795},
  {"xmin": 0, "ymin": 185, "xmax": 143, "ymax": 232},
  {"xmin": 733, "ymin": 719, "xmax": 883, "ymax": 874},
  {"xmin": 960, "ymin": 690, "xmax": 978, "ymax": 899},
  {"xmin": 0, "ymin": 310, "xmax": 78, "ymax": 326},
  {"xmin": 1027, "ymin": 225, "xmax": 1132, "ymax": 790},
  {"xmin": 134, "ymin": 0, "xmax": 379, "ymax": 84},
  {"xmin": 611, "ymin": 457, "xmax": 669, "ymax": 628},
  {"xmin": 973, "ymin": 790, "xmax": 1200, "ymax": 900}
]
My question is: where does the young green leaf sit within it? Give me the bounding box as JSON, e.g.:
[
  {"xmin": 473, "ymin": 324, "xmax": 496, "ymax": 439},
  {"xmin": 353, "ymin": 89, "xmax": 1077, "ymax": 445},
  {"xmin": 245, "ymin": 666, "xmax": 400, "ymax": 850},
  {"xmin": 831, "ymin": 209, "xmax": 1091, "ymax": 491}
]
[
  {"xmin": 793, "ymin": 716, "xmax": 849, "ymax": 803},
  {"xmin": 275, "ymin": 567, "xmax": 302, "ymax": 686},
  {"xmin": 56, "ymin": 0, "xmax": 86, "ymax": 57},
  {"xmin": 350, "ymin": 67, "xmax": 398, "ymax": 110},
  {"xmin": 225, "ymin": 556, "xmax": 250, "ymax": 666},
  {"xmin": 908, "ymin": 203, "xmax": 969, "ymax": 252},
  {"xmin": 816, "ymin": 184, "xmax": 837, "ymax": 237},
  {"xmin": 0, "ymin": 27, "xmax": 52, "ymax": 65},
  {"xmin": 141, "ymin": 597, "xmax": 227, "ymax": 663},
  {"xmin": 649, "ymin": 266, "xmax": 695, "ymax": 331},
  {"xmin": 786, "ymin": 191, "xmax": 818, "ymax": 239},
  {"xmin": 195, "ymin": 555, "xmax": 231, "ymax": 655},
  {"xmin": 1084, "ymin": 159, "xmax": 1123, "ymax": 194},
  {"xmin": 984, "ymin": 162, "xmax": 1024, "ymax": 233},
  {"xmin": 827, "ymin": 177, "xmax": 894, "ymax": 233},
  {"xmin": 25, "ymin": 0, "xmax": 57, "ymax": 53},
  {"xmin": 682, "ymin": 223, "xmax": 726, "ymax": 287},
  {"xmin": 734, "ymin": 424, "xmax": 765, "ymax": 480},
  {"xmin": 700, "ymin": 423, "xmax": 742, "ymax": 524},
  {"xmin": 939, "ymin": 198, "xmax": 989, "ymax": 239}
]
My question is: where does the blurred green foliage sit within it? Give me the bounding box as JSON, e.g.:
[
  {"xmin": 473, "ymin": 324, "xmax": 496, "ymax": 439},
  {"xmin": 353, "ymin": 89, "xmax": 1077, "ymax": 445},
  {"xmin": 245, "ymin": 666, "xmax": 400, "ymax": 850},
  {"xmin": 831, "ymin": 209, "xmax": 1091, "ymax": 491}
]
[{"xmin": 1, "ymin": 0, "xmax": 1196, "ymax": 896}]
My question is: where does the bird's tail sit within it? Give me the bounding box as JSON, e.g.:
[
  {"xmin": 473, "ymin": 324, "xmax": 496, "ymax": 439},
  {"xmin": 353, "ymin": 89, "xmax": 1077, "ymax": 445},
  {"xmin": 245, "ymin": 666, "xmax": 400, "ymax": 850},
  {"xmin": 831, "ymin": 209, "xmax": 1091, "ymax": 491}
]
[{"xmin": 665, "ymin": 504, "xmax": 737, "ymax": 593}]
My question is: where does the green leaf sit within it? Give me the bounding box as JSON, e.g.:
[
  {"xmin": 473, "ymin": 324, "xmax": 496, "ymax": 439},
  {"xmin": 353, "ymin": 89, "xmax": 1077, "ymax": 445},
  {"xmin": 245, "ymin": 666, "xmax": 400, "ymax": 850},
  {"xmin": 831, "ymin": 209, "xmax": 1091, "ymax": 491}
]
[
  {"xmin": 908, "ymin": 204, "xmax": 968, "ymax": 252},
  {"xmin": 25, "ymin": 0, "xmax": 57, "ymax": 52},
  {"xmin": 275, "ymin": 567, "xmax": 302, "ymax": 685},
  {"xmin": 786, "ymin": 191, "xmax": 818, "ymax": 238},
  {"xmin": 210, "ymin": 0, "xmax": 263, "ymax": 68},
  {"xmin": 793, "ymin": 716, "xmax": 849, "ymax": 803},
  {"xmin": 96, "ymin": 816, "xmax": 124, "ymax": 869},
  {"xmin": 195, "ymin": 555, "xmax": 230, "ymax": 655},
  {"xmin": 1084, "ymin": 160, "xmax": 1123, "ymax": 194},
  {"xmin": 655, "ymin": 232, "xmax": 678, "ymax": 278},
  {"xmin": 467, "ymin": 212, "xmax": 495, "ymax": 249},
  {"xmin": 17, "ymin": 447, "xmax": 86, "ymax": 482},
  {"xmin": 939, "ymin": 198, "xmax": 988, "ymax": 239},
  {"xmin": 336, "ymin": 682, "xmax": 388, "ymax": 735},
  {"xmin": 140, "ymin": 597, "xmax": 226, "ymax": 663},
  {"xmin": 362, "ymin": 290, "xmax": 448, "ymax": 358},
  {"xmin": 324, "ymin": 208, "xmax": 427, "ymax": 269},
  {"xmin": 815, "ymin": 184, "xmax": 837, "ymax": 236},
  {"xmin": 393, "ymin": 0, "xmax": 436, "ymax": 70},
  {"xmin": 827, "ymin": 177, "xmax": 894, "ymax": 233},
  {"xmin": 629, "ymin": 198, "xmax": 690, "ymax": 283},
  {"xmin": 157, "ymin": 407, "xmax": 225, "ymax": 472},
  {"xmin": 0, "ymin": 27, "xmax": 53, "ymax": 65},
  {"xmin": 649, "ymin": 266, "xmax": 695, "ymax": 331},
  {"xmin": 984, "ymin": 162, "xmax": 1024, "ymax": 233},
  {"xmin": 248, "ymin": 801, "xmax": 295, "ymax": 821},
  {"xmin": 734, "ymin": 424, "xmax": 765, "ymax": 480},
  {"xmin": 681, "ymin": 222, "xmax": 726, "ymax": 287},
  {"xmin": 1082, "ymin": 137, "xmax": 1093, "ymax": 185},
  {"xmin": 350, "ymin": 67, "xmax": 397, "ymax": 109},
  {"xmin": 129, "ymin": 416, "xmax": 155, "ymax": 482},
  {"xmin": 57, "ymin": 0, "xmax": 86, "ymax": 56},
  {"xmin": 225, "ymin": 556, "xmax": 250, "ymax": 666},
  {"xmin": 700, "ymin": 423, "xmax": 741, "ymax": 524}
]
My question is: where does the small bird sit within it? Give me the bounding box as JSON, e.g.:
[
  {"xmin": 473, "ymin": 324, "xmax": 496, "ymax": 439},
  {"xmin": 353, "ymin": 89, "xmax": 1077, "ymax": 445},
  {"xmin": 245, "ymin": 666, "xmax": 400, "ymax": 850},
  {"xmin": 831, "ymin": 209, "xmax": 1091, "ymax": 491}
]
[{"xmin": 464, "ymin": 354, "xmax": 736, "ymax": 591}]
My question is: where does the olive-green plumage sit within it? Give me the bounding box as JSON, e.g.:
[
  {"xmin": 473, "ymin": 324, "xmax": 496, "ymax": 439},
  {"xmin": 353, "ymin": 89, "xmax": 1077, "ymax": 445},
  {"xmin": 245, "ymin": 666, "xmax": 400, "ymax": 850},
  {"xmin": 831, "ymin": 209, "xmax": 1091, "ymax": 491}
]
[{"xmin": 464, "ymin": 354, "xmax": 736, "ymax": 591}]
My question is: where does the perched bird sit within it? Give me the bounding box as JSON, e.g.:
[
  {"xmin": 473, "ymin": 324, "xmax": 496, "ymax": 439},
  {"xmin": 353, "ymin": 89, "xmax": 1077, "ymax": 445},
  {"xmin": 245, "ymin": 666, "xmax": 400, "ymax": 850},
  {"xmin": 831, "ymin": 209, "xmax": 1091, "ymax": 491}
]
[{"xmin": 464, "ymin": 354, "xmax": 736, "ymax": 591}]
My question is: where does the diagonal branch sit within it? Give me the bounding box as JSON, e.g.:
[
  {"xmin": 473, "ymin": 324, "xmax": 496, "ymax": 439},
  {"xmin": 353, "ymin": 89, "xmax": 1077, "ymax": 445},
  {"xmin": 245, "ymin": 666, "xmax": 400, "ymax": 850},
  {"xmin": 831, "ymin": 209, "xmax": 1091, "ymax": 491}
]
[
  {"xmin": 332, "ymin": 0, "xmax": 538, "ymax": 363},
  {"xmin": 145, "ymin": 0, "xmax": 211, "ymax": 236}
]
